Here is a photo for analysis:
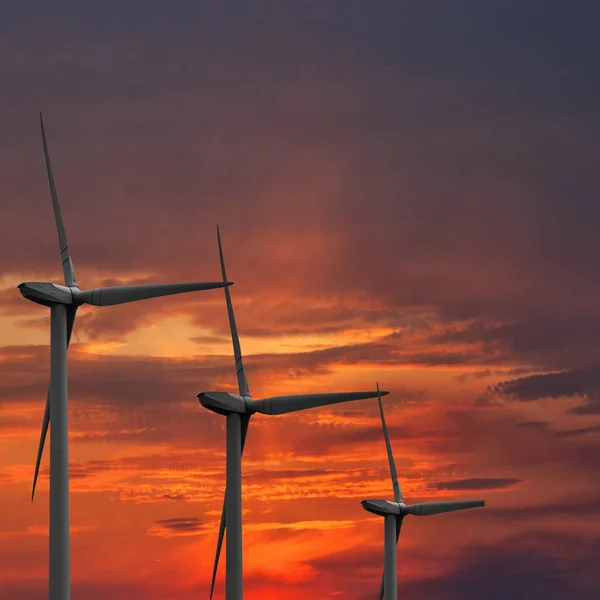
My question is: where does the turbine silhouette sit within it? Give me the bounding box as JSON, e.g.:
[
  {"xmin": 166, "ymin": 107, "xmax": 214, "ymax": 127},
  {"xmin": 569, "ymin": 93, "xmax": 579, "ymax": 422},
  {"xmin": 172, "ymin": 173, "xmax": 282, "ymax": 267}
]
[
  {"xmin": 362, "ymin": 385, "xmax": 485, "ymax": 600},
  {"xmin": 21, "ymin": 114, "xmax": 231, "ymax": 600},
  {"xmin": 198, "ymin": 226, "xmax": 389, "ymax": 600}
]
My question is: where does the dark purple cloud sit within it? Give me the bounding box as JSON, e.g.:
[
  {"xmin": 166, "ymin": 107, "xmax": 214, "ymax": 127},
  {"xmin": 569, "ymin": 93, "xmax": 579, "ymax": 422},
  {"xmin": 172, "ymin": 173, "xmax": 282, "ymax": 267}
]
[
  {"xmin": 1, "ymin": 1, "xmax": 599, "ymax": 330},
  {"xmin": 516, "ymin": 421, "xmax": 549, "ymax": 429},
  {"xmin": 494, "ymin": 366, "xmax": 600, "ymax": 414},
  {"xmin": 311, "ymin": 530, "xmax": 600, "ymax": 600},
  {"xmin": 152, "ymin": 517, "xmax": 202, "ymax": 533},
  {"xmin": 429, "ymin": 478, "xmax": 522, "ymax": 491}
]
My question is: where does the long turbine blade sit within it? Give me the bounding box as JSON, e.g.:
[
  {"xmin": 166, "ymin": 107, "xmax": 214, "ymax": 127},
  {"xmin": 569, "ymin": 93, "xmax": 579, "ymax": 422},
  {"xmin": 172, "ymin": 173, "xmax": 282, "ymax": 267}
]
[
  {"xmin": 207, "ymin": 227, "xmax": 249, "ymax": 597},
  {"xmin": 40, "ymin": 112, "xmax": 77, "ymax": 287},
  {"xmin": 403, "ymin": 500, "xmax": 485, "ymax": 516},
  {"xmin": 379, "ymin": 516, "xmax": 403, "ymax": 600},
  {"xmin": 75, "ymin": 281, "xmax": 230, "ymax": 306},
  {"xmin": 209, "ymin": 496, "xmax": 226, "ymax": 600},
  {"xmin": 32, "ymin": 398, "xmax": 50, "ymax": 501},
  {"xmin": 32, "ymin": 306, "xmax": 77, "ymax": 501},
  {"xmin": 251, "ymin": 390, "xmax": 388, "ymax": 416},
  {"xmin": 217, "ymin": 225, "xmax": 249, "ymax": 397},
  {"xmin": 377, "ymin": 383, "xmax": 402, "ymax": 503},
  {"xmin": 209, "ymin": 415, "xmax": 250, "ymax": 599}
]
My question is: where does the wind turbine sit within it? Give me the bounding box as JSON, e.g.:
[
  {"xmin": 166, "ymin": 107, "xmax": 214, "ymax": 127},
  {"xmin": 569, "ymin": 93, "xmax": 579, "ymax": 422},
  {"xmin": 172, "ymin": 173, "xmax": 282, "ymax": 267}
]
[
  {"xmin": 362, "ymin": 385, "xmax": 485, "ymax": 600},
  {"xmin": 198, "ymin": 226, "xmax": 389, "ymax": 600},
  {"xmin": 20, "ymin": 113, "xmax": 231, "ymax": 600}
]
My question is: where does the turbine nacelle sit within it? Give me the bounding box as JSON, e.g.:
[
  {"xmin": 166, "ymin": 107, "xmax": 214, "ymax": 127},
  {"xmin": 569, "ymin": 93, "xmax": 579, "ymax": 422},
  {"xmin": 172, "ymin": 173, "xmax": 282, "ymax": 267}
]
[
  {"xmin": 362, "ymin": 499, "xmax": 401, "ymax": 516},
  {"xmin": 199, "ymin": 391, "xmax": 247, "ymax": 415},
  {"xmin": 18, "ymin": 282, "xmax": 74, "ymax": 306}
]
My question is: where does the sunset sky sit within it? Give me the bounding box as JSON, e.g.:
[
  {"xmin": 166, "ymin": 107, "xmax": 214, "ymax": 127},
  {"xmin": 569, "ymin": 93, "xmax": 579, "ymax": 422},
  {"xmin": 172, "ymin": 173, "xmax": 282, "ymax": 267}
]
[{"xmin": 1, "ymin": 1, "xmax": 599, "ymax": 598}]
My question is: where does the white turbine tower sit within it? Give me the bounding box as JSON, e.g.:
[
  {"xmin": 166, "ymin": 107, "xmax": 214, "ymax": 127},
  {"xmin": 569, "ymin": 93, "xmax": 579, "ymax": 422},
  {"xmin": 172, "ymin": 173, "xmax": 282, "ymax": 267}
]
[
  {"xmin": 20, "ymin": 114, "xmax": 231, "ymax": 600},
  {"xmin": 362, "ymin": 385, "xmax": 485, "ymax": 600},
  {"xmin": 198, "ymin": 226, "xmax": 389, "ymax": 600}
]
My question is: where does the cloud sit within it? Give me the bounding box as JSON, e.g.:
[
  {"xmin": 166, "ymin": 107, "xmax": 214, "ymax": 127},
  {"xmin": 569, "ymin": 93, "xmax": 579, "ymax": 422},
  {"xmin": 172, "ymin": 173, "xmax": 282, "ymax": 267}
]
[
  {"xmin": 476, "ymin": 497, "xmax": 600, "ymax": 522},
  {"xmin": 432, "ymin": 316, "xmax": 600, "ymax": 371},
  {"xmin": 494, "ymin": 366, "xmax": 600, "ymax": 414},
  {"xmin": 309, "ymin": 530, "xmax": 600, "ymax": 600},
  {"xmin": 552, "ymin": 424, "xmax": 600, "ymax": 438},
  {"xmin": 0, "ymin": 335, "xmax": 499, "ymax": 417},
  {"xmin": 516, "ymin": 421, "xmax": 549, "ymax": 429},
  {"xmin": 0, "ymin": 524, "xmax": 95, "ymax": 538},
  {"xmin": 570, "ymin": 402, "xmax": 600, "ymax": 416},
  {"xmin": 2, "ymin": 0, "xmax": 600, "ymax": 335},
  {"xmin": 429, "ymin": 478, "xmax": 522, "ymax": 491},
  {"xmin": 0, "ymin": 582, "xmax": 191, "ymax": 600},
  {"xmin": 399, "ymin": 531, "xmax": 600, "ymax": 600},
  {"xmin": 151, "ymin": 517, "xmax": 203, "ymax": 536},
  {"xmin": 513, "ymin": 421, "xmax": 600, "ymax": 438}
]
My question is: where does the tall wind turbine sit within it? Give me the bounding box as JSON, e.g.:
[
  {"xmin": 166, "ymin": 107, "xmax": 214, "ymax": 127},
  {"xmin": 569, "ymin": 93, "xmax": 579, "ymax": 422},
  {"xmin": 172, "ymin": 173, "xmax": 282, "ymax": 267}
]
[
  {"xmin": 20, "ymin": 113, "xmax": 231, "ymax": 600},
  {"xmin": 198, "ymin": 226, "xmax": 389, "ymax": 600},
  {"xmin": 362, "ymin": 385, "xmax": 485, "ymax": 600}
]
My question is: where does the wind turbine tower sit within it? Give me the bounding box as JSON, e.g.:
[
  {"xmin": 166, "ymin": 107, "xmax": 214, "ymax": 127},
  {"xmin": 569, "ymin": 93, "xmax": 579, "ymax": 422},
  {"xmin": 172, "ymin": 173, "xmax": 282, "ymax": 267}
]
[
  {"xmin": 20, "ymin": 114, "xmax": 231, "ymax": 600},
  {"xmin": 362, "ymin": 386, "xmax": 485, "ymax": 600},
  {"xmin": 198, "ymin": 226, "xmax": 389, "ymax": 600}
]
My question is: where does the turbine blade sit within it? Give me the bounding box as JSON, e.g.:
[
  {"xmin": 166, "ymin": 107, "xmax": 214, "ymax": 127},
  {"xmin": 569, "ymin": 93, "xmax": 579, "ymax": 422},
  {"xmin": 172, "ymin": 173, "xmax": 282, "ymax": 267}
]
[
  {"xmin": 40, "ymin": 112, "xmax": 77, "ymax": 287},
  {"xmin": 378, "ymin": 516, "xmax": 403, "ymax": 600},
  {"xmin": 31, "ymin": 396, "xmax": 50, "ymax": 502},
  {"xmin": 209, "ymin": 415, "xmax": 250, "ymax": 599},
  {"xmin": 403, "ymin": 500, "xmax": 485, "ymax": 516},
  {"xmin": 31, "ymin": 306, "xmax": 77, "ymax": 501},
  {"xmin": 251, "ymin": 390, "xmax": 388, "ymax": 416},
  {"xmin": 76, "ymin": 282, "xmax": 230, "ymax": 306},
  {"xmin": 209, "ymin": 495, "xmax": 226, "ymax": 600},
  {"xmin": 217, "ymin": 226, "xmax": 249, "ymax": 397},
  {"xmin": 396, "ymin": 514, "xmax": 403, "ymax": 541},
  {"xmin": 377, "ymin": 383, "xmax": 402, "ymax": 502}
]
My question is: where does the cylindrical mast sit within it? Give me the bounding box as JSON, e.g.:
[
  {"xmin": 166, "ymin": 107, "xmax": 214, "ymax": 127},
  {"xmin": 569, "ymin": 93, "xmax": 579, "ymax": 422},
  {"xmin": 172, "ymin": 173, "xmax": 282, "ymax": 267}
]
[
  {"xmin": 383, "ymin": 514, "xmax": 397, "ymax": 600},
  {"xmin": 49, "ymin": 303, "xmax": 70, "ymax": 600},
  {"xmin": 226, "ymin": 412, "xmax": 243, "ymax": 600}
]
